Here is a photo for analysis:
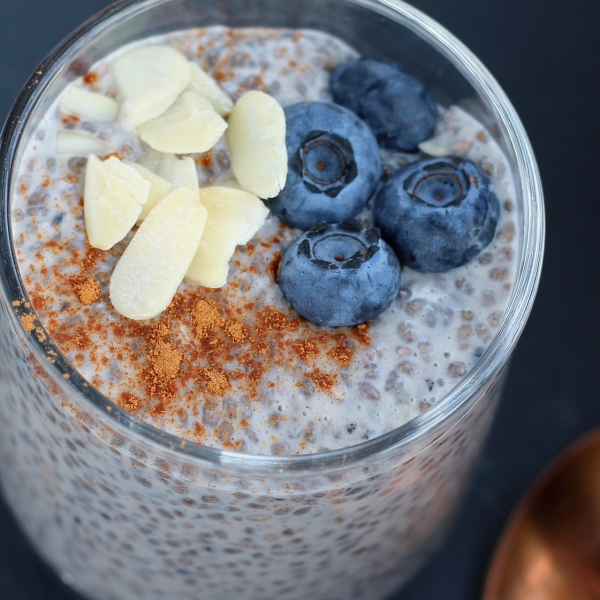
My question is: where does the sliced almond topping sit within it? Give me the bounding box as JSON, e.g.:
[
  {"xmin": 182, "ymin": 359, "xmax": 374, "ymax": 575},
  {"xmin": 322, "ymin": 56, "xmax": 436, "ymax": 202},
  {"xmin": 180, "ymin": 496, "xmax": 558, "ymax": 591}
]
[
  {"xmin": 187, "ymin": 62, "xmax": 233, "ymax": 116},
  {"xmin": 418, "ymin": 138, "xmax": 451, "ymax": 157},
  {"xmin": 137, "ymin": 91, "xmax": 228, "ymax": 154},
  {"xmin": 137, "ymin": 150, "xmax": 199, "ymax": 193},
  {"xmin": 226, "ymin": 91, "xmax": 287, "ymax": 199},
  {"xmin": 84, "ymin": 155, "xmax": 150, "ymax": 250},
  {"xmin": 56, "ymin": 131, "xmax": 108, "ymax": 156},
  {"xmin": 60, "ymin": 86, "xmax": 120, "ymax": 125},
  {"xmin": 125, "ymin": 161, "xmax": 172, "ymax": 223},
  {"xmin": 110, "ymin": 188, "xmax": 207, "ymax": 320},
  {"xmin": 185, "ymin": 186, "xmax": 269, "ymax": 288},
  {"xmin": 110, "ymin": 45, "xmax": 191, "ymax": 130}
]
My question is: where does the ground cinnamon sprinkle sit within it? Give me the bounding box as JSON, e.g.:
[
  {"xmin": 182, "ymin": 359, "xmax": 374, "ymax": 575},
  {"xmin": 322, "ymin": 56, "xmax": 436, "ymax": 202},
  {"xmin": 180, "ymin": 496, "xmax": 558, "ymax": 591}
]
[
  {"xmin": 197, "ymin": 367, "xmax": 230, "ymax": 396},
  {"xmin": 82, "ymin": 71, "xmax": 98, "ymax": 85},
  {"xmin": 197, "ymin": 152, "xmax": 213, "ymax": 170},
  {"xmin": 329, "ymin": 345, "xmax": 354, "ymax": 368},
  {"xmin": 21, "ymin": 309, "xmax": 47, "ymax": 342},
  {"xmin": 152, "ymin": 402, "xmax": 166, "ymax": 415},
  {"xmin": 118, "ymin": 392, "xmax": 142, "ymax": 412},
  {"xmin": 152, "ymin": 322, "xmax": 171, "ymax": 338},
  {"xmin": 148, "ymin": 340, "xmax": 182, "ymax": 382},
  {"xmin": 268, "ymin": 252, "xmax": 282, "ymax": 283},
  {"xmin": 30, "ymin": 292, "xmax": 47, "ymax": 311},
  {"xmin": 64, "ymin": 173, "xmax": 79, "ymax": 185},
  {"xmin": 102, "ymin": 151, "xmax": 124, "ymax": 161},
  {"xmin": 70, "ymin": 277, "xmax": 101, "ymax": 305},
  {"xmin": 260, "ymin": 308, "xmax": 298, "ymax": 332},
  {"xmin": 81, "ymin": 246, "xmax": 102, "ymax": 272},
  {"xmin": 256, "ymin": 342, "xmax": 269, "ymax": 356},
  {"xmin": 293, "ymin": 339, "xmax": 320, "ymax": 361},
  {"xmin": 193, "ymin": 298, "xmax": 224, "ymax": 338},
  {"xmin": 307, "ymin": 369, "xmax": 337, "ymax": 390},
  {"xmin": 222, "ymin": 440, "xmax": 243, "ymax": 450},
  {"xmin": 224, "ymin": 320, "xmax": 248, "ymax": 344},
  {"xmin": 352, "ymin": 323, "xmax": 371, "ymax": 346},
  {"xmin": 61, "ymin": 115, "xmax": 80, "ymax": 125},
  {"xmin": 21, "ymin": 314, "xmax": 36, "ymax": 332},
  {"xmin": 73, "ymin": 329, "xmax": 91, "ymax": 351}
]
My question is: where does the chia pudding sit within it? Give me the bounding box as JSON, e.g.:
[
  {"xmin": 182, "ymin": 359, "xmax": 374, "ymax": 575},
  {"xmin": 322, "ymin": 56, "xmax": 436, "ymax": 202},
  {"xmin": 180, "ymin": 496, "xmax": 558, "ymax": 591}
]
[
  {"xmin": 0, "ymin": 7, "xmax": 539, "ymax": 600},
  {"xmin": 11, "ymin": 27, "xmax": 517, "ymax": 455}
]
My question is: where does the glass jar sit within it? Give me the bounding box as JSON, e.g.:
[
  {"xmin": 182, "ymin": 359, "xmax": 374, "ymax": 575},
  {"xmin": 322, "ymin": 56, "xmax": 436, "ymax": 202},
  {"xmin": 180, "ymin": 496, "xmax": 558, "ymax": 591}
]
[{"xmin": 0, "ymin": 1, "xmax": 544, "ymax": 599}]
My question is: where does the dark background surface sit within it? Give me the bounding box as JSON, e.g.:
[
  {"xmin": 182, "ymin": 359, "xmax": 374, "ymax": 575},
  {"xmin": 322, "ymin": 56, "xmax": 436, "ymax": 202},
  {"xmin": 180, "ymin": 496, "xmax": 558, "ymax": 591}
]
[{"xmin": 0, "ymin": 1, "xmax": 598, "ymax": 598}]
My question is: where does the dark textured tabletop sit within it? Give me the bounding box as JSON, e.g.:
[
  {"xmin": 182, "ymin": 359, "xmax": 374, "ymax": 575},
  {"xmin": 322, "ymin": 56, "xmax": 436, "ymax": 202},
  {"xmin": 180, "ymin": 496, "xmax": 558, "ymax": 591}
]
[{"xmin": 1, "ymin": 1, "xmax": 598, "ymax": 598}]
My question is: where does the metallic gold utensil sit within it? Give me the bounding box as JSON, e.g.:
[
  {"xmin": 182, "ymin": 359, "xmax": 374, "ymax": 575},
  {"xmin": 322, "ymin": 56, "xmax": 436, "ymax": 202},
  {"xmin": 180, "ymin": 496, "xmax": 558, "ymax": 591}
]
[{"xmin": 483, "ymin": 430, "xmax": 600, "ymax": 600}]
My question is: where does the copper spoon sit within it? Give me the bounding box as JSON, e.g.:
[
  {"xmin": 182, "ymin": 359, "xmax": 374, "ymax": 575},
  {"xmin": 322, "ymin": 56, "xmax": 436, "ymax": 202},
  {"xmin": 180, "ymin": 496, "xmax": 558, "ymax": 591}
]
[{"xmin": 483, "ymin": 429, "xmax": 600, "ymax": 600}]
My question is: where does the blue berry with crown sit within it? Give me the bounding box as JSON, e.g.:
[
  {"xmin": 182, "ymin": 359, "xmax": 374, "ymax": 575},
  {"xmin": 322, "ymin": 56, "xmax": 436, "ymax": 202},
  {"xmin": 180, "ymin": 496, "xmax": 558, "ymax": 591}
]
[
  {"xmin": 267, "ymin": 102, "xmax": 381, "ymax": 230},
  {"xmin": 374, "ymin": 156, "xmax": 500, "ymax": 272},
  {"xmin": 278, "ymin": 219, "xmax": 401, "ymax": 327}
]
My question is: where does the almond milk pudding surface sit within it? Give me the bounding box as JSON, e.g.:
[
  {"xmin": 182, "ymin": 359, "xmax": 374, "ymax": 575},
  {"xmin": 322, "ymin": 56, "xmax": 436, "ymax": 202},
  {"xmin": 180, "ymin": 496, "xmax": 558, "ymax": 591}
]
[{"xmin": 11, "ymin": 26, "xmax": 518, "ymax": 456}]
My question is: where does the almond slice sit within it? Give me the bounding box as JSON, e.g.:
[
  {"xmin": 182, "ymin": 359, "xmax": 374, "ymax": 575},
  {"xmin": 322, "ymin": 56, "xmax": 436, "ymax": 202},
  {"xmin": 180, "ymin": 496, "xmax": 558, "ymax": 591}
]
[
  {"xmin": 185, "ymin": 186, "xmax": 269, "ymax": 288},
  {"xmin": 110, "ymin": 45, "xmax": 191, "ymax": 130},
  {"xmin": 56, "ymin": 131, "xmax": 108, "ymax": 156},
  {"xmin": 226, "ymin": 91, "xmax": 287, "ymax": 199},
  {"xmin": 137, "ymin": 92, "xmax": 228, "ymax": 154},
  {"xmin": 187, "ymin": 62, "xmax": 233, "ymax": 116},
  {"xmin": 60, "ymin": 86, "xmax": 120, "ymax": 124},
  {"xmin": 84, "ymin": 155, "xmax": 150, "ymax": 250},
  {"xmin": 418, "ymin": 139, "xmax": 451, "ymax": 157},
  {"xmin": 124, "ymin": 161, "xmax": 172, "ymax": 223},
  {"xmin": 137, "ymin": 151, "xmax": 199, "ymax": 193},
  {"xmin": 110, "ymin": 188, "xmax": 207, "ymax": 320}
]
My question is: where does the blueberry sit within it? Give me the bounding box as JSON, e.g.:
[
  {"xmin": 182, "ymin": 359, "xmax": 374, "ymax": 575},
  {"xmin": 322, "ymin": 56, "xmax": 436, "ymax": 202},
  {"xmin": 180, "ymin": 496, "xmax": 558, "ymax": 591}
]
[
  {"xmin": 330, "ymin": 58, "xmax": 438, "ymax": 153},
  {"xmin": 278, "ymin": 219, "xmax": 401, "ymax": 327},
  {"xmin": 267, "ymin": 102, "xmax": 381, "ymax": 230},
  {"xmin": 373, "ymin": 156, "xmax": 500, "ymax": 272}
]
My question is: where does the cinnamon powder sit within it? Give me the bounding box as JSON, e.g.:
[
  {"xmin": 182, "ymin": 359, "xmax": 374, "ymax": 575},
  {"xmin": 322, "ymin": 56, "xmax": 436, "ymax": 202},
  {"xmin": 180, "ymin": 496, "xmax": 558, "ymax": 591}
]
[
  {"xmin": 82, "ymin": 71, "xmax": 98, "ymax": 85},
  {"xmin": 197, "ymin": 367, "xmax": 230, "ymax": 396},
  {"xmin": 307, "ymin": 369, "xmax": 337, "ymax": 390},
  {"xmin": 118, "ymin": 392, "xmax": 142, "ymax": 412},
  {"xmin": 224, "ymin": 320, "xmax": 248, "ymax": 344},
  {"xmin": 329, "ymin": 345, "xmax": 353, "ymax": 368},
  {"xmin": 193, "ymin": 299, "xmax": 224, "ymax": 338},
  {"xmin": 293, "ymin": 339, "xmax": 320, "ymax": 361},
  {"xmin": 70, "ymin": 277, "xmax": 101, "ymax": 305},
  {"xmin": 21, "ymin": 314, "xmax": 36, "ymax": 332},
  {"xmin": 148, "ymin": 340, "xmax": 182, "ymax": 382}
]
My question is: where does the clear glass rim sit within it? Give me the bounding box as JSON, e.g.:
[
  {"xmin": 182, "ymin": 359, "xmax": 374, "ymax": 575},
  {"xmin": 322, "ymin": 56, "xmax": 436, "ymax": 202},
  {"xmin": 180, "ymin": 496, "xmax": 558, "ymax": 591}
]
[{"xmin": 0, "ymin": 0, "xmax": 545, "ymax": 472}]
